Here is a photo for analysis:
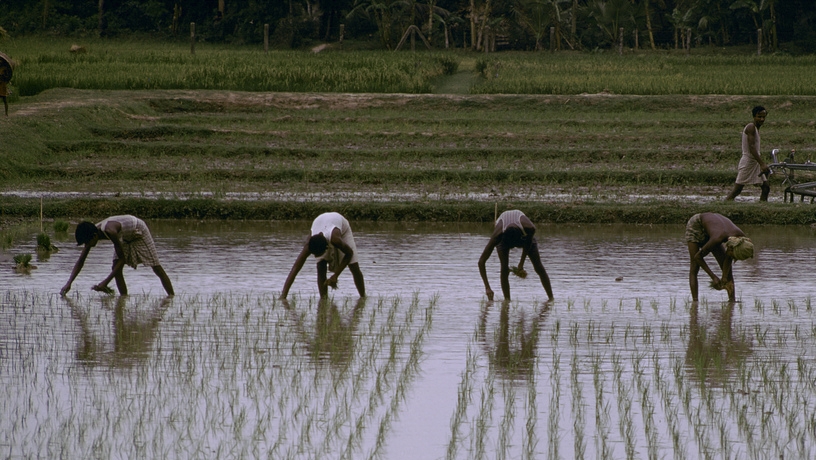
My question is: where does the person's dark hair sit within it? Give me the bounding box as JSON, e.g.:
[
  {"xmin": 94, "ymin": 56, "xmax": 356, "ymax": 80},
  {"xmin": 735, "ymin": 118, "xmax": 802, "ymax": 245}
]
[
  {"xmin": 308, "ymin": 234, "xmax": 328, "ymax": 256},
  {"xmin": 752, "ymin": 105, "xmax": 766, "ymax": 117},
  {"xmin": 75, "ymin": 221, "xmax": 98, "ymax": 246}
]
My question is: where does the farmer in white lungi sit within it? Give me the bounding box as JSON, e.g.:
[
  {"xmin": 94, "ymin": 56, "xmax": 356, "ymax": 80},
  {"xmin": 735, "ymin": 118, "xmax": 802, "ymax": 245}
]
[
  {"xmin": 61, "ymin": 215, "xmax": 174, "ymax": 296},
  {"xmin": 281, "ymin": 212, "xmax": 366, "ymax": 299},
  {"xmin": 726, "ymin": 105, "xmax": 770, "ymax": 202}
]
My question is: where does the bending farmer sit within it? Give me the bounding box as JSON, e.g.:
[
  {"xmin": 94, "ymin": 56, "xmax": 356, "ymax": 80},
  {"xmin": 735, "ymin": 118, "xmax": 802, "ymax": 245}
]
[
  {"xmin": 281, "ymin": 212, "xmax": 366, "ymax": 299},
  {"xmin": 478, "ymin": 209, "xmax": 554, "ymax": 302},
  {"xmin": 61, "ymin": 215, "xmax": 174, "ymax": 296},
  {"xmin": 686, "ymin": 212, "xmax": 753, "ymax": 302}
]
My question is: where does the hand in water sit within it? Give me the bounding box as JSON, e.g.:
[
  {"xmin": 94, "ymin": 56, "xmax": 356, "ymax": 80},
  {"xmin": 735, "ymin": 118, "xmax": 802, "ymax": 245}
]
[{"xmin": 93, "ymin": 284, "xmax": 115, "ymax": 295}]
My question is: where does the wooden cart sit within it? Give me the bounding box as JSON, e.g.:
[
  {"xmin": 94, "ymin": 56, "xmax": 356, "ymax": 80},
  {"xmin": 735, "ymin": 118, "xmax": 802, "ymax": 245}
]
[{"xmin": 768, "ymin": 149, "xmax": 816, "ymax": 203}]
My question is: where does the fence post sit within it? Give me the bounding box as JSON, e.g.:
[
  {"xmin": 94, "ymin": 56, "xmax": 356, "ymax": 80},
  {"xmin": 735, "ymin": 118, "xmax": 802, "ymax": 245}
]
[
  {"xmin": 618, "ymin": 27, "xmax": 623, "ymax": 55},
  {"xmin": 757, "ymin": 29, "xmax": 762, "ymax": 56},
  {"xmin": 264, "ymin": 24, "xmax": 269, "ymax": 54},
  {"xmin": 685, "ymin": 28, "xmax": 691, "ymax": 54},
  {"xmin": 550, "ymin": 27, "xmax": 555, "ymax": 53},
  {"xmin": 633, "ymin": 29, "xmax": 638, "ymax": 52},
  {"xmin": 339, "ymin": 24, "xmax": 345, "ymax": 50},
  {"xmin": 190, "ymin": 22, "xmax": 195, "ymax": 55}
]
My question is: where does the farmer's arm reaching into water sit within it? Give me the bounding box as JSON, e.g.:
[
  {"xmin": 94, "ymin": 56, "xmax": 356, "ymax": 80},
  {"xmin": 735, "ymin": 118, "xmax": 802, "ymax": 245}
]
[{"xmin": 281, "ymin": 242, "xmax": 312, "ymax": 299}]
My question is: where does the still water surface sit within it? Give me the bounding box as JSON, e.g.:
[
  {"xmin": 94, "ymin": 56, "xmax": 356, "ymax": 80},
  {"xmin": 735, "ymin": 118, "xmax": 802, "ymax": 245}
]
[
  {"xmin": 6, "ymin": 220, "xmax": 813, "ymax": 302},
  {"xmin": 2, "ymin": 221, "xmax": 816, "ymax": 459}
]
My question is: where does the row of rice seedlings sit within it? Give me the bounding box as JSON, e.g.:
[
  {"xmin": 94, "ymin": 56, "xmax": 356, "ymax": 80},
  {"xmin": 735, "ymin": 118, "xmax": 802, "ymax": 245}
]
[
  {"xmin": 591, "ymin": 352, "xmax": 612, "ymax": 458},
  {"xmin": 523, "ymin": 366, "xmax": 539, "ymax": 459},
  {"xmin": 570, "ymin": 352, "xmax": 587, "ymax": 459},
  {"xmin": 0, "ymin": 291, "xmax": 439, "ymax": 458},
  {"xmin": 447, "ymin": 342, "xmax": 479, "ymax": 459},
  {"xmin": 367, "ymin": 294, "xmax": 437, "ymax": 458},
  {"xmin": 547, "ymin": 350, "xmax": 562, "ymax": 459},
  {"xmin": 7, "ymin": 292, "xmax": 816, "ymax": 458},
  {"xmin": 535, "ymin": 297, "xmax": 816, "ymax": 458}
]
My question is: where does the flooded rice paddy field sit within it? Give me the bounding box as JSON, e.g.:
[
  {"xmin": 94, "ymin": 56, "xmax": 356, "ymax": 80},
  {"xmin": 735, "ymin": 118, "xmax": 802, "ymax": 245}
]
[{"xmin": 2, "ymin": 221, "xmax": 816, "ymax": 459}]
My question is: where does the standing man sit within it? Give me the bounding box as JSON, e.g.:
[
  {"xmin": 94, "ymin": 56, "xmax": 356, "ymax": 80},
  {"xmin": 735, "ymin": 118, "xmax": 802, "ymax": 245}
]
[
  {"xmin": 61, "ymin": 215, "xmax": 175, "ymax": 296},
  {"xmin": 281, "ymin": 212, "xmax": 366, "ymax": 299},
  {"xmin": 0, "ymin": 54, "xmax": 11, "ymax": 117},
  {"xmin": 478, "ymin": 209, "xmax": 554, "ymax": 302},
  {"xmin": 726, "ymin": 106, "xmax": 770, "ymax": 201},
  {"xmin": 686, "ymin": 212, "xmax": 754, "ymax": 302}
]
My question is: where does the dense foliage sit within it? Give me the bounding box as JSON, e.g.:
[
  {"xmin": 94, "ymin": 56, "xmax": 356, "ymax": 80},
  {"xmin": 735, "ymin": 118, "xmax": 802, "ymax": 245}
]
[{"xmin": 1, "ymin": 1, "xmax": 815, "ymax": 53}]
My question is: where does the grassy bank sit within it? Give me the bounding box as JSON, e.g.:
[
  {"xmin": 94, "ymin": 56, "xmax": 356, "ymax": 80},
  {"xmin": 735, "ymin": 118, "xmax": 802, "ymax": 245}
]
[
  {"xmin": 4, "ymin": 196, "xmax": 816, "ymax": 227},
  {"xmin": 2, "ymin": 89, "xmax": 816, "ymax": 224},
  {"xmin": 1, "ymin": 36, "xmax": 815, "ymax": 225}
]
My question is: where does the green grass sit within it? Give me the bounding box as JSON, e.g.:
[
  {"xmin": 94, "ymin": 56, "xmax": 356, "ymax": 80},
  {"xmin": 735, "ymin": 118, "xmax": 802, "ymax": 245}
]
[
  {"xmin": 2, "ymin": 36, "xmax": 816, "ymax": 224},
  {"xmin": 2, "ymin": 89, "xmax": 816, "ymax": 224},
  {"xmin": 472, "ymin": 53, "xmax": 816, "ymax": 95},
  {"xmin": 2, "ymin": 37, "xmax": 451, "ymax": 96},
  {"xmin": 2, "ymin": 37, "xmax": 816, "ymax": 96}
]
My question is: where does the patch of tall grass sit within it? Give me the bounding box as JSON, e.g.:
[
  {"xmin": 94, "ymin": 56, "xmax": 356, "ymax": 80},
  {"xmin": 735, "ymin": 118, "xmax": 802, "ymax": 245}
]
[
  {"xmin": 4, "ymin": 37, "xmax": 451, "ymax": 96},
  {"xmin": 3, "ymin": 37, "xmax": 816, "ymax": 96},
  {"xmin": 472, "ymin": 53, "xmax": 816, "ymax": 95}
]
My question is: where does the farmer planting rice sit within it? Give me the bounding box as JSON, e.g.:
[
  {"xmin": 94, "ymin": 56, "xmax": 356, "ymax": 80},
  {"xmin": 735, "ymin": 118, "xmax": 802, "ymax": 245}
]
[
  {"xmin": 478, "ymin": 209, "xmax": 554, "ymax": 302},
  {"xmin": 686, "ymin": 212, "xmax": 753, "ymax": 303},
  {"xmin": 726, "ymin": 105, "xmax": 770, "ymax": 202},
  {"xmin": 60, "ymin": 215, "xmax": 174, "ymax": 296},
  {"xmin": 281, "ymin": 212, "xmax": 366, "ymax": 299}
]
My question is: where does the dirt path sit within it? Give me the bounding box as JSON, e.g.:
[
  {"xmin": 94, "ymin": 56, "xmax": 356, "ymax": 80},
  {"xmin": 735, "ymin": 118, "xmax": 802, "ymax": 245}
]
[{"xmin": 433, "ymin": 70, "xmax": 480, "ymax": 95}]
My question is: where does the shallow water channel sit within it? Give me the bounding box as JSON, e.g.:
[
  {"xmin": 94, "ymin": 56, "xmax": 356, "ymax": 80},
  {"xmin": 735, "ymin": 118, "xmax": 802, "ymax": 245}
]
[{"xmin": 2, "ymin": 221, "xmax": 816, "ymax": 459}]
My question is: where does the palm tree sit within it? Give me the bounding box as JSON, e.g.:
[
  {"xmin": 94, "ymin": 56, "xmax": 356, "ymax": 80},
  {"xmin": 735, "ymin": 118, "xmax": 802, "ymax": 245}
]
[
  {"xmin": 513, "ymin": 0, "xmax": 569, "ymax": 50},
  {"xmin": 730, "ymin": 0, "xmax": 778, "ymax": 50},
  {"xmin": 348, "ymin": 0, "xmax": 402, "ymax": 48},
  {"xmin": 587, "ymin": 0, "xmax": 636, "ymax": 47}
]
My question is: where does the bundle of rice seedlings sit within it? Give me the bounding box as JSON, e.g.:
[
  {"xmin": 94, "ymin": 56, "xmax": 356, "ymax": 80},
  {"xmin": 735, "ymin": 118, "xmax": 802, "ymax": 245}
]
[
  {"xmin": 13, "ymin": 253, "xmax": 31, "ymax": 267},
  {"xmin": 709, "ymin": 279, "xmax": 726, "ymax": 290},
  {"xmin": 93, "ymin": 285, "xmax": 115, "ymax": 295},
  {"xmin": 37, "ymin": 233, "xmax": 58, "ymax": 252},
  {"xmin": 53, "ymin": 221, "xmax": 70, "ymax": 233},
  {"xmin": 13, "ymin": 253, "xmax": 36, "ymax": 272},
  {"xmin": 325, "ymin": 278, "xmax": 338, "ymax": 290},
  {"xmin": 510, "ymin": 267, "xmax": 528, "ymax": 278}
]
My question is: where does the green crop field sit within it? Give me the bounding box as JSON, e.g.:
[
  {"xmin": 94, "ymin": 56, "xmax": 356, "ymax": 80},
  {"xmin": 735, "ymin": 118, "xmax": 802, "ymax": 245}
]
[{"xmin": 1, "ymin": 37, "xmax": 816, "ymax": 225}]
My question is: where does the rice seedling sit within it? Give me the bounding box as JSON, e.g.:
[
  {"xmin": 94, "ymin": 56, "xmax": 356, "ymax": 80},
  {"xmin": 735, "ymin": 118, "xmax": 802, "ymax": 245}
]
[
  {"xmin": 36, "ymin": 232, "xmax": 58, "ymax": 252},
  {"xmin": 4, "ymin": 236, "xmax": 816, "ymax": 460},
  {"xmin": 12, "ymin": 253, "xmax": 35, "ymax": 272},
  {"xmin": 53, "ymin": 220, "xmax": 70, "ymax": 233}
]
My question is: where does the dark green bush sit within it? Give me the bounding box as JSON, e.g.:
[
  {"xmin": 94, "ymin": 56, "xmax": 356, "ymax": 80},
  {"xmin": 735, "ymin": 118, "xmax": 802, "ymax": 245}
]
[{"xmin": 437, "ymin": 56, "xmax": 458, "ymax": 75}]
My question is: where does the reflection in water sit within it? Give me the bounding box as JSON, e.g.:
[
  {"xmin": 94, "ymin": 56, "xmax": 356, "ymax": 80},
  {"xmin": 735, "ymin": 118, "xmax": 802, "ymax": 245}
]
[
  {"xmin": 478, "ymin": 300, "xmax": 551, "ymax": 380},
  {"xmin": 64, "ymin": 295, "xmax": 172, "ymax": 368},
  {"xmin": 281, "ymin": 297, "xmax": 366, "ymax": 367},
  {"xmin": 685, "ymin": 301, "xmax": 752, "ymax": 388}
]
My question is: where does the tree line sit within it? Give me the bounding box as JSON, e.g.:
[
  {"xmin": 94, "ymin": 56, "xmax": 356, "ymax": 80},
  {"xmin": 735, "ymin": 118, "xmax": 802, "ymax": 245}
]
[{"xmin": 1, "ymin": 1, "xmax": 815, "ymax": 53}]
